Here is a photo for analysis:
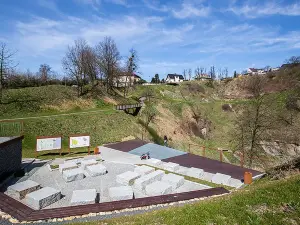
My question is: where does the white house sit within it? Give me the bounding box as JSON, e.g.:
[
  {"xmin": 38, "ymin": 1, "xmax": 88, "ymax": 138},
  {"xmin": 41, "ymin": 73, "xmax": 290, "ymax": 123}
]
[
  {"xmin": 113, "ymin": 73, "xmax": 141, "ymax": 87},
  {"xmin": 247, "ymin": 68, "xmax": 266, "ymax": 75},
  {"xmin": 165, "ymin": 74, "xmax": 184, "ymax": 84}
]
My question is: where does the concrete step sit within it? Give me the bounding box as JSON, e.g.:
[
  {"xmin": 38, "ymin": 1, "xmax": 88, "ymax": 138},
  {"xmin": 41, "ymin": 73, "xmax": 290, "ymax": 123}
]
[
  {"xmin": 7, "ymin": 180, "xmax": 41, "ymax": 200},
  {"xmin": 116, "ymin": 171, "xmax": 141, "ymax": 185},
  {"xmin": 63, "ymin": 168, "xmax": 85, "ymax": 182},
  {"xmin": 25, "ymin": 187, "xmax": 61, "ymax": 210},
  {"xmin": 109, "ymin": 186, "xmax": 134, "ymax": 201},
  {"xmin": 145, "ymin": 181, "xmax": 172, "ymax": 196},
  {"xmin": 161, "ymin": 174, "xmax": 185, "ymax": 191},
  {"xmin": 71, "ymin": 189, "xmax": 97, "ymax": 205},
  {"xmin": 134, "ymin": 165, "xmax": 155, "ymax": 176},
  {"xmin": 134, "ymin": 170, "xmax": 165, "ymax": 191},
  {"xmin": 86, "ymin": 164, "xmax": 107, "ymax": 177}
]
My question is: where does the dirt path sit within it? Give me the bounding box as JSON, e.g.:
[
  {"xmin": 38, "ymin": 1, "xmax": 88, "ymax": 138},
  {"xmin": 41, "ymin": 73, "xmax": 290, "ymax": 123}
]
[{"xmin": 0, "ymin": 109, "xmax": 114, "ymax": 121}]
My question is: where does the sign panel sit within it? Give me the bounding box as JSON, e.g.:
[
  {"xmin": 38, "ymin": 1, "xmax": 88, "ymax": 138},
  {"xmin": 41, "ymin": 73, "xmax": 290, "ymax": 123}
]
[
  {"xmin": 37, "ymin": 137, "xmax": 62, "ymax": 152},
  {"xmin": 70, "ymin": 136, "xmax": 90, "ymax": 148}
]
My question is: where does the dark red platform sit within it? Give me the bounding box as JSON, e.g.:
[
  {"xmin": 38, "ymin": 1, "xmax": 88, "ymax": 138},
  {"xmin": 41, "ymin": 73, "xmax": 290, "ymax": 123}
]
[{"xmin": 104, "ymin": 139, "xmax": 148, "ymax": 152}]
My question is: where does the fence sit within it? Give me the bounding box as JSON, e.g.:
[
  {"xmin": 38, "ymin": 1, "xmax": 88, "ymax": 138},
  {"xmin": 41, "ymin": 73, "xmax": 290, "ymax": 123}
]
[
  {"xmin": 0, "ymin": 120, "xmax": 24, "ymax": 137},
  {"xmin": 188, "ymin": 143, "xmax": 245, "ymax": 167}
]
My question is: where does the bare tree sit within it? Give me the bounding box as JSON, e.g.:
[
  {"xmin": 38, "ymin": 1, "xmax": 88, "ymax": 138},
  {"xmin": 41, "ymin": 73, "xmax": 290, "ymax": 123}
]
[
  {"xmin": 194, "ymin": 67, "xmax": 200, "ymax": 79},
  {"xmin": 62, "ymin": 39, "xmax": 88, "ymax": 97},
  {"xmin": 39, "ymin": 64, "xmax": 52, "ymax": 85},
  {"xmin": 82, "ymin": 46, "xmax": 97, "ymax": 87},
  {"xmin": 123, "ymin": 48, "xmax": 139, "ymax": 97},
  {"xmin": 209, "ymin": 66, "xmax": 216, "ymax": 80},
  {"xmin": 188, "ymin": 68, "xmax": 192, "ymax": 81},
  {"xmin": 183, "ymin": 69, "xmax": 187, "ymax": 80},
  {"xmin": 95, "ymin": 37, "xmax": 121, "ymax": 93},
  {"xmin": 0, "ymin": 43, "xmax": 17, "ymax": 103}
]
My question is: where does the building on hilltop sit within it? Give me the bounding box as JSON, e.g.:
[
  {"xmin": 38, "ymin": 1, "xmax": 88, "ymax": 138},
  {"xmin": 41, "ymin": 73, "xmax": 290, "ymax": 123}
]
[
  {"xmin": 246, "ymin": 68, "xmax": 266, "ymax": 75},
  {"xmin": 113, "ymin": 72, "xmax": 141, "ymax": 87},
  {"xmin": 165, "ymin": 74, "xmax": 185, "ymax": 84}
]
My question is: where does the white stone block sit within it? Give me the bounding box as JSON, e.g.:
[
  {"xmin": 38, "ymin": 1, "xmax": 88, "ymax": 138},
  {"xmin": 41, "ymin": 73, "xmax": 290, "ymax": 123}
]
[
  {"xmin": 200, "ymin": 172, "xmax": 215, "ymax": 182},
  {"xmin": 8, "ymin": 180, "xmax": 40, "ymax": 199},
  {"xmin": 145, "ymin": 181, "xmax": 172, "ymax": 196},
  {"xmin": 71, "ymin": 189, "xmax": 97, "ymax": 205},
  {"xmin": 161, "ymin": 174, "xmax": 185, "ymax": 190},
  {"xmin": 109, "ymin": 186, "xmax": 133, "ymax": 201},
  {"xmin": 59, "ymin": 162, "xmax": 78, "ymax": 173},
  {"xmin": 211, "ymin": 173, "xmax": 231, "ymax": 185},
  {"xmin": 176, "ymin": 166, "xmax": 189, "ymax": 175},
  {"xmin": 86, "ymin": 164, "xmax": 107, "ymax": 177},
  {"xmin": 227, "ymin": 178, "xmax": 243, "ymax": 188},
  {"xmin": 116, "ymin": 171, "xmax": 141, "ymax": 185},
  {"xmin": 26, "ymin": 187, "xmax": 61, "ymax": 210},
  {"xmin": 63, "ymin": 168, "xmax": 85, "ymax": 182},
  {"xmin": 134, "ymin": 165, "xmax": 155, "ymax": 176},
  {"xmin": 147, "ymin": 158, "xmax": 162, "ymax": 166},
  {"xmin": 163, "ymin": 162, "xmax": 180, "ymax": 172},
  {"xmin": 186, "ymin": 167, "xmax": 204, "ymax": 178},
  {"xmin": 80, "ymin": 159, "xmax": 98, "ymax": 169},
  {"xmin": 134, "ymin": 170, "xmax": 165, "ymax": 190}
]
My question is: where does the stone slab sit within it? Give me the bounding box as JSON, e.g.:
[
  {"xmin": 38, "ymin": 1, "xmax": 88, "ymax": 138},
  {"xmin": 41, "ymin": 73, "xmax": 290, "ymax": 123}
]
[
  {"xmin": 200, "ymin": 172, "xmax": 215, "ymax": 182},
  {"xmin": 63, "ymin": 168, "xmax": 85, "ymax": 182},
  {"xmin": 109, "ymin": 186, "xmax": 133, "ymax": 201},
  {"xmin": 146, "ymin": 158, "xmax": 162, "ymax": 166},
  {"xmin": 227, "ymin": 178, "xmax": 243, "ymax": 188},
  {"xmin": 26, "ymin": 187, "xmax": 61, "ymax": 210},
  {"xmin": 176, "ymin": 166, "xmax": 189, "ymax": 175},
  {"xmin": 71, "ymin": 189, "xmax": 97, "ymax": 205},
  {"xmin": 161, "ymin": 173, "xmax": 185, "ymax": 190},
  {"xmin": 86, "ymin": 164, "xmax": 107, "ymax": 177},
  {"xmin": 80, "ymin": 159, "xmax": 98, "ymax": 169},
  {"xmin": 163, "ymin": 162, "xmax": 180, "ymax": 172},
  {"xmin": 59, "ymin": 162, "xmax": 78, "ymax": 173},
  {"xmin": 134, "ymin": 170, "xmax": 165, "ymax": 190},
  {"xmin": 211, "ymin": 173, "xmax": 231, "ymax": 185},
  {"xmin": 186, "ymin": 167, "xmax": 204, "ymax": 178},
  {"xmin": 145, "ymin": 181, "xmax": 172, "ymax": 196},
  {"xmin": 7, "ymin": 180, "xmax": 41, "ymax": 199},
  {"xmin": 134, "ymin": 165, "xmax": 155, "ymax": 176},
  {"xmin": 116, "ymin": 171, "xmax": 141, "ymax": 185}
]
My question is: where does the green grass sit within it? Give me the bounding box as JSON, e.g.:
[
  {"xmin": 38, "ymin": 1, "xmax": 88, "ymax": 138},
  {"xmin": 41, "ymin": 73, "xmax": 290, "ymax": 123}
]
[{"xmin": 67, "ymin": 174, "xmax": 300, "ymax": 225}]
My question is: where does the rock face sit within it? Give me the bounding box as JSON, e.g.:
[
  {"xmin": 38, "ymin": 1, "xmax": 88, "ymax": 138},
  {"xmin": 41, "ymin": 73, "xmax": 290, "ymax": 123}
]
[
  {"xmin": 26, "ymin": 187, "xmax": 61, "ymax": 210},
  {"xmin": 7, "ymin": 180, "xmax": 40, "ymax": 199},
  {"xmin": 109, "ymin": 186, "xmax": 133, "ymax": 201},
  {"xmin": 80, "ymin": 159, "xmax": 98, "ymax": 169},
  {"xmin": 59, "ymin": 162, "xmax": 78, "ymax": 173},
  {"xmin": 63, "ymin": 168, "xmax": 85, "ymax": 182},
  {"xmin": 134, "ymin": 165, "xmax": 155, "ymax": 176},
  {"xmin": 186, "ymin": 167, "xmax": 204, "ymax": 178},
  {"xmin": 211, "ymin": 173, "xmax": 231, "ymax": 185},
  {"xmin": 134, "ymin": 170, "xmax": 165, "ymax": 191},
  {"xmin": 86, "ymin": 164, "xmax": 107, "ymax": 177},
  {"xmin": 161, "ymin": 174, "xmax": 185, "ymax": 190},
  {"xmin": 145, "ymin": 181, "xmax": 172, "ymax": 196},
  {"xmin": 116, "ymin": 171, "xmax": 141, "ymax": 185},
  {"xmin": 71, "ymin": 189, "xmax": 97, "ymax": 205}
]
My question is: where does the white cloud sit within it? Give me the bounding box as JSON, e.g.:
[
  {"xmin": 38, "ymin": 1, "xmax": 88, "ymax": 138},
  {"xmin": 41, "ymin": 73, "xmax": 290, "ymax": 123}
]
[
  {"xmin": 172, "ymin": 2, "xmax": 211, "ymax": 19},
  {"xmin": 228, "ymin": 2, "xmax": 300, "ymax": 18},
  {"xmin": 143, "ymin": 0, "xmax": 170, "ymax": 12}
]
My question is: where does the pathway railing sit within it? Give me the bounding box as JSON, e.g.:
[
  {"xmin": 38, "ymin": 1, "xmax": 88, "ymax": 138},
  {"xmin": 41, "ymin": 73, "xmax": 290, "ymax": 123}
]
[{"xmin": 115, "ymin": 103, "xmax": 143, "ymax": 110}]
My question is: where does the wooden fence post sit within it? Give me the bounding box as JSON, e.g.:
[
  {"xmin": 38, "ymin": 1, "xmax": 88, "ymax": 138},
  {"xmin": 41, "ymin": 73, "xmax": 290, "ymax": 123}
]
[
  {"xmin": 202, "ymin": 146, "xmax": 206, "ymax": 157},
  {"xmin": 219, "ymin": 150, "xmax": 223, "ymax": 162}
]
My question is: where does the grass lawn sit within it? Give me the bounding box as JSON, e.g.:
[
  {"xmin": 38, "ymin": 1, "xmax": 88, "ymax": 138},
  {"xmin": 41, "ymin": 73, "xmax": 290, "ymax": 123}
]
[{"xmin": 67, "ymin": 174, "xmax": 300, "ymax": 225}]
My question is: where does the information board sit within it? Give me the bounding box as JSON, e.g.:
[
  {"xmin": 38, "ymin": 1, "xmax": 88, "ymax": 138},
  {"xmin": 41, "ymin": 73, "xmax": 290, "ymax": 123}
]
[
  {"xmin": 36, "ymin": 137, "xmax": 62, "ymax": 152},
  {"xmin": 69, "ymin": 136, "xmax": 90, "ymax": 149}
]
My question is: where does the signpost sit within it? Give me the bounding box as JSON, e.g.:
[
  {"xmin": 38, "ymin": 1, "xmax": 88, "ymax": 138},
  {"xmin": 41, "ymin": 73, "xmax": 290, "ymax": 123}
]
[
  {"xmin": 36, "ymin": 136, "xmax": 62, "ymax": 157},
  {"xmin": 69, "ymin": 134, "xmax": 90, "ymax": 155}
]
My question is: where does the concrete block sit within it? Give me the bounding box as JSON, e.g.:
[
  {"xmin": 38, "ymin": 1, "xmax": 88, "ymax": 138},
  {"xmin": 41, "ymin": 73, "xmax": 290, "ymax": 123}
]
[
  {"xmin": 59, "ymin": 162, "xmax": 78, "ymax": 173},
  {"xmin": 147, "ymin": 158, "xmax": 162, "ymax": 166},
  {"xmin": 86, "ymin": 164, "xmax": 107, "ymax": 177},
  {"xmin": 211, "ymin": 173, "xmax": 231, "ymax": 185},
  {"xmin": 161, "ymin": 173, "xmax": 185, "ymax": 190},
  {"xmin": 145, "ymin": 181, "xmax": 172, "ymax": 196},
  {"xmin": 186, "ymin": 167, "xmax": 204, "ymax": 178},
  {"xmin": 71, "ymin": 189, "xmax": 97, "ymax": 205},
  {"xmin": 109, "ymin": 186, "xmax": 133, "ymax": 201},
  {"xmin": 227, "ymin": 178, "xmax": 243, "ymax": 188},
  {"xmin": 80, "ymin": 159, "xmax": 98, "ymax": 169},
  {"xmin": 26, "ymin": 187, "xmax": 61, "ymax": 210},
  {"xmin": 134, "ymin": 165, "xmax": 155, "ymax": 176},
  {"xmin": 163, "ymin": 162, "xmax": 180, "ymax": 172},
  {"xmin": 176, "ymin": 166, "xmax": 189, "ymax": 175},
  {"xmin": 134, "ymin": 170, "xmax": 165, "ymax": 190},
  {"xmin": 116, "ymin": 171, "xmax": 141, "ymax": 185},
  {"xmin": 7, "ymin": 180, "xmax": 40, "ymax": 199},
  {"xmin": 200, "ymin": 172, "xmax": 215, "ymax": 182},
  {"xmin": 63, "ymin": 168, "xmax": 85, "ymax": 182}
]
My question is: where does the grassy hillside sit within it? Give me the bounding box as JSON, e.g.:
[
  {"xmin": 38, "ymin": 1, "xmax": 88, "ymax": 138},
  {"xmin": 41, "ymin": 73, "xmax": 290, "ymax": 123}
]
[{"xmin": 68, "ymin": 174, "xmax": 300, "ymax": 225}]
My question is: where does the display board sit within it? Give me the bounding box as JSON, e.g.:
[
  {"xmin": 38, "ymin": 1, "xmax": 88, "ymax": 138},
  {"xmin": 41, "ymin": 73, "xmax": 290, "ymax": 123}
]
[
  {"xmin": 36, "ymin": 137, "xmax": 62, "ymax": 152},
  {"xmin": 69, "ymin": 136, "xmax": 90, "ymax": 149}
]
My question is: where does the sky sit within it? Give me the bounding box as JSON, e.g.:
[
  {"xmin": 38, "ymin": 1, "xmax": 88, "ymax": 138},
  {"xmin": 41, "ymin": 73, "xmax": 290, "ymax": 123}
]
[{"xmin": 0, "ymin": 0, "xmax": 300, "ymax": 80}]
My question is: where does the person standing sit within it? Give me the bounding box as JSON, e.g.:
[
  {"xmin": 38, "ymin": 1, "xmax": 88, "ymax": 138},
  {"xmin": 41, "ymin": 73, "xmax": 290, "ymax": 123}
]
[{"xmin": 164, "ymin": 135, "xmax": 168, "ymax": 147}]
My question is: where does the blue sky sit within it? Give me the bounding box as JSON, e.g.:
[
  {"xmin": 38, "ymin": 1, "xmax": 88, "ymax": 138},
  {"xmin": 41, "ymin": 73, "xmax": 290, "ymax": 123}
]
[{"xmin": 0, "ymin": 0, "xmax": 300, "ymax": 80}]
